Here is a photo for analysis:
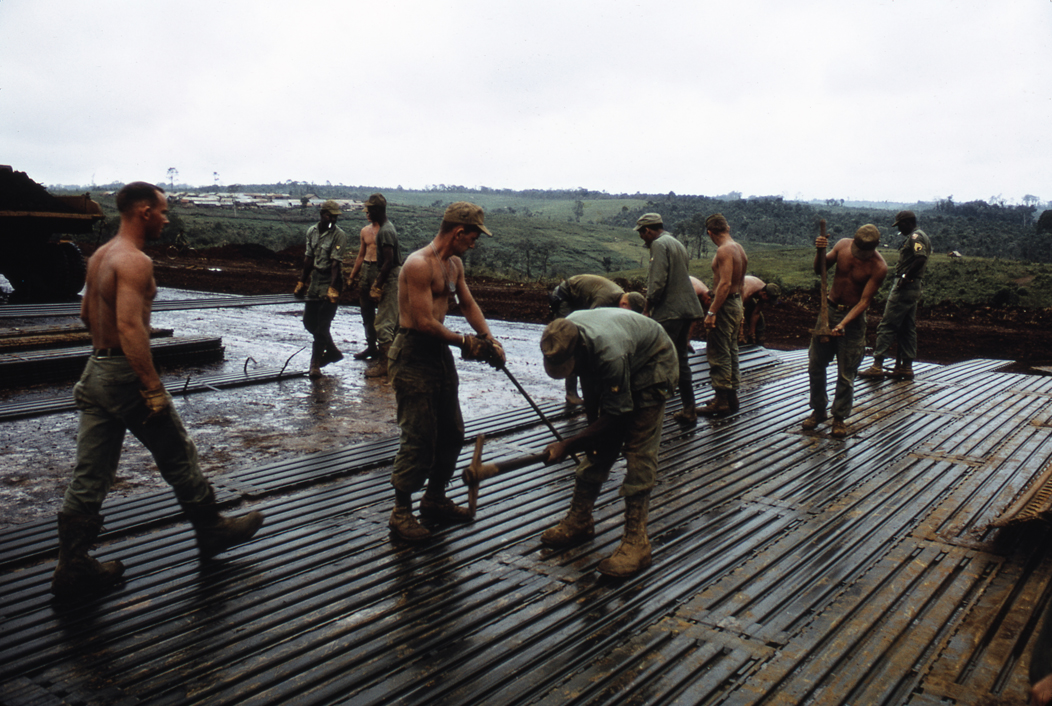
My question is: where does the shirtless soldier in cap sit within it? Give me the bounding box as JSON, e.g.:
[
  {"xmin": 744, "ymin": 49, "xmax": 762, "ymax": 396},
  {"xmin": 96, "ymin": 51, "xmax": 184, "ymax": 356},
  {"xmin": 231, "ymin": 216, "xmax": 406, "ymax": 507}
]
[
  {"xmin": 387, "ymin": 202, "xmax": 505, "ymax": 541},
  {"xmin": 803, "ymin": 225, "xmax": 888, "ymax": 438}
]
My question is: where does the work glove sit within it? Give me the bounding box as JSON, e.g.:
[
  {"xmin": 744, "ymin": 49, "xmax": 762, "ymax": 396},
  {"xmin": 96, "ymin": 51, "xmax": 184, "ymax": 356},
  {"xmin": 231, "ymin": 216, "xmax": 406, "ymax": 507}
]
[
  {"xmin": 140, "ymin": 385, "xmax": 171, "ymax": 423},
  {"xmin": 369, "ymin": 283, "xmax": 383, "ymax": 303},
  {"xmin": 293, "ymin": 281, "xmax": 307, "ymax": 299},
  {"xmin": 461, "ymin": 334, "xmax": 505, "ymax": 368},
  {"xmin": 326, "ymin": 286, "xmax": 340, "ymax": 303}
]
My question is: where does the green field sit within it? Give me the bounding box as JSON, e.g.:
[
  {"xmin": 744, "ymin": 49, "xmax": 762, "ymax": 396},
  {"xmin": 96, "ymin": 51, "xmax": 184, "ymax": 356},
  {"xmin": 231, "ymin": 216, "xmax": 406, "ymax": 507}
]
[{"xmin": 75, "ymin": 187, "xmax": 1052, "ymax": 308}]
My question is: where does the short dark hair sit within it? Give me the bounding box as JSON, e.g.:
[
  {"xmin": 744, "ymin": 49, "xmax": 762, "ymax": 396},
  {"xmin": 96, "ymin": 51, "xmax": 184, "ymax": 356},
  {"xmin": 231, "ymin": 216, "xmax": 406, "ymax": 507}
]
[
  {"xmin": 705, "ymin": 214, "xmax": 729, "ymax": 233},
  {"xmin": 116, "ymin": 182, "xmax": 164, "ymax": 214}
]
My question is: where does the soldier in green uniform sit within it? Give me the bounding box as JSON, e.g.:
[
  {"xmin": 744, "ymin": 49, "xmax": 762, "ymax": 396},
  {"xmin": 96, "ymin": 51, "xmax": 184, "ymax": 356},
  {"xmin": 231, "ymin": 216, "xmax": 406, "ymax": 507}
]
[
  {"xmin": 294, "ymin": 200, "xmax": 348, "ymax": 378},
  {"xmin": 859, "ymin": 211, "xmax": 931, "ymax": 380},
  {"xmin": 548, "ymin": 273, "xmax": 645, "ymax": 405}
]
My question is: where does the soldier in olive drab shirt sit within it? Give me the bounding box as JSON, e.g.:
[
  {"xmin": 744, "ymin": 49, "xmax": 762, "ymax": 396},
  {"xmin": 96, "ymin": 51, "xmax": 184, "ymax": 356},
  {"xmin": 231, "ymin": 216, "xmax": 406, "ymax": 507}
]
[
  {"xmin": 859, "ymin": 210, "xmax": 931, "ymax": 380},
  {"xmin": 635, "ymin": 213, "xmax": 704, "ymax": 425},
  {"xmin": 540, "ymin": 308, "xmax": 678, "ymax": 578},
  {"xmin": 548, "ymin": 274, "xmax": 645, "ymax": 405},
  {"xmin": 294, "ymin": 200, "xmax": 348, "ymax": 378}
]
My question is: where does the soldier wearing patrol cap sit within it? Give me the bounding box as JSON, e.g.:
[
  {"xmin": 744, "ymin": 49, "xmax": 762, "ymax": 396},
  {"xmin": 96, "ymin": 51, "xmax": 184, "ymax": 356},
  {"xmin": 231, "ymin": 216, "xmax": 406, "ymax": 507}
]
[
  {"xmin": 859, "ymin": 210, "xmax": 932, "ymax": 380},
  {"xmin": 804, "ymin": 224, "xmax": 888, "ymax": 438},
  {"xmin": 386, "ymin": 202, "xmax": 505, "ymax": 542},
  {"xmin": 294, "ymin": 200, "xmax": 349, "ymax": 377}
]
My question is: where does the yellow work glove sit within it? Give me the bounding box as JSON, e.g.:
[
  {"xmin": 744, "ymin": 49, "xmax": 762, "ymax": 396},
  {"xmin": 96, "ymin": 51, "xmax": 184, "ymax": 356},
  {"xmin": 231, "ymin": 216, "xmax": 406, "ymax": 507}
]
[
  {"xmin": 293, "ymin": 281, "xmax": 307, "ymax": 299},
  {"xmin": 326, "ymin": 286, "xmax": 340, "ymax": 303},
  {"xmin": 140, "ymin": 385, "xmax": 171, "ymax": 423},
  {"xmin": 369, "ymin": 283, "xmax": 383, "ymax": 303}
]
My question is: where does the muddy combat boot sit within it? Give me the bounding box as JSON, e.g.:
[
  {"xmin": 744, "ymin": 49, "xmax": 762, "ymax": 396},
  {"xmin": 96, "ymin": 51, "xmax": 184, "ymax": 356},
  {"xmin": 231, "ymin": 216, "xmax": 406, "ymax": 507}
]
[
  {"xmin": 597, "ymin": 492, "xmax": 652, "ymax": 578},
  {"xmin": 364, "ymin": 345, "xmax": 390, "ymax": 378},
  {"xmin": 890, "ymin": 359, "xmax": 914, "ymax": 380},
  {"xmin": 858, "ymin": 357, "xmax": 886, "ymax": 379},
  {"xmin": 673, "ymin": 406, "xmax": 697, "ymax": 427},
  {"xmin": 353, "ymin": 340, "xmax": 378, "ymax": 361},
  {"xmin": 697, "ymin": 389, "xmax": 730, "ymax": 417},
  {"xmin": 802, "ymin": 410, "xmax": 827, "ymax": 430},
  {"xmin": 181, "ymin": 486, "xmax": 265, "ymax": 559},
  {"xmin": 419, "ymin": 493, "xmax": 474, "ymax": 522},
  {"xmin": 830, "ymin": 417, "xmax": 848, "ymax": 438},
  {"xmin": 726, "ymin": 389, "xmax": 740, "ymax": 413},
  {"xmin": 50, "ymin": 512, "xmax": 125, "ymax": 602},
  {"xmin": 541, "ymin": 479, "xmax": 601, "ymax": 547},
  {"xmin": 320, "ymin": 347, "xmax": 344, "ymax": 367},
  {"xmin": 389, "ymin": 506, "xmax": 431, "ymax": 542}
]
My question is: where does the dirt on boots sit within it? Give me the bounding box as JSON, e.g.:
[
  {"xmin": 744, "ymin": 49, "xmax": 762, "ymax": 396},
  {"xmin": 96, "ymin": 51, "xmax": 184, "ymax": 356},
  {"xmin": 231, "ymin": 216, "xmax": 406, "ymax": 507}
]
[
  {"xmin": 697, "ymin": 389, "xmax": 731, "ymax": 417},
  {"xmin": 181, "ymin": 486, "xmax": 265, "ymax": 559},
  {"xmin": 541, "ymin": 480, "xmax": 600, "ymax": 547},
  {"xmin": 597, "ymin": 493, "xmax": 652, "ymax": 578},
  {"xmin": 50, "ymin": 512, "xmax": 125, "ymax": 602}
]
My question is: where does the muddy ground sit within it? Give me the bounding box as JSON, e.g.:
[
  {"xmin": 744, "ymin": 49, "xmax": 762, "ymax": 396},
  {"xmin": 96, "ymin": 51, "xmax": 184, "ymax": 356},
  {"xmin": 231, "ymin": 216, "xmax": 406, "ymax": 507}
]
[
  {"xmin": 3, "ymin": 243, "xmax": 1051, "ymax": 528},
  {"xmin": 151, "ymin": 243, "xmax": 1052, "ymax": 372}
]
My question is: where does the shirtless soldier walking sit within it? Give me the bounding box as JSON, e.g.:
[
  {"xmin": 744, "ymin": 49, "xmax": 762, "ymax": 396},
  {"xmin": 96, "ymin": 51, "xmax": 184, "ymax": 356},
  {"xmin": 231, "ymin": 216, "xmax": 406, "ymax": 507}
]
[{"xmin": 51, "ymin": 182, "xmax": 264, "ymax": 602}]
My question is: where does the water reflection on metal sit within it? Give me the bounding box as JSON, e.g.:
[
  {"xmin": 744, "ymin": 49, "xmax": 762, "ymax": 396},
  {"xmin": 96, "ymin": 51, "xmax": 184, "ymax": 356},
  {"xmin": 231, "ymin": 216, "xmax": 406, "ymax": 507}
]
[{"xmin": 4, "ymin": 350, "xmax": 1052, "ymax": 704}]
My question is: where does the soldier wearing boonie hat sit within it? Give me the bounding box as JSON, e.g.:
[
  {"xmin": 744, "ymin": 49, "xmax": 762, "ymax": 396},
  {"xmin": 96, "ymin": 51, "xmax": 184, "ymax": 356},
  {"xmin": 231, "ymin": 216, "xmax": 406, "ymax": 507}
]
[
  {"xmin": 803, "ymin": 223, "xmax": 888, "ymax": 439},
  {"xmin": 538, "ymin": 307, "xmax": 678, "ymax": 578}
]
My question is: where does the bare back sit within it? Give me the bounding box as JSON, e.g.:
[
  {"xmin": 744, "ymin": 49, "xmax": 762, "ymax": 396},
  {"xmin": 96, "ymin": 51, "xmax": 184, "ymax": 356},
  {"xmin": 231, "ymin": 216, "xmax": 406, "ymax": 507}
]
[
  {"xmin": 711, "ymin": 240, "xmax": 747, "ymax": 296},
  {"xmin": 82, "ymin": 237, "xmax": 156, "ymax": 349}
]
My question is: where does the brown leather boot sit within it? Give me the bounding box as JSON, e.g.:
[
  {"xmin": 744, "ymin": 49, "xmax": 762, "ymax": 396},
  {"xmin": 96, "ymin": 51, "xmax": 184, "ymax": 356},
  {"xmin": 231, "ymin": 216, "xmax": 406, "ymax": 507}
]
[
  {"xmin": 597, "ymin": 492, "xmax": 652, "ymax": 578},
  {"xmin": 697, "ymin": 389, "xmax": 730, "ymax": 417},
  {"xmin": 389, "ymin": 506, "xmax": 431, "ymax": 541},
  {"xmin": 890, "ymin": 360, "xmax": 914, "ymax": 380},
  {"xmin": 541, "ymin": 480, "xmax": 601, "ymax": 546},
  {"xmin": 181, "ymin": 486, "xmax": 265, "ymax": 558},
  {"xmin": 726, "ymin": 389, "xmax": 740, "ymax": 413},
  {"xmin": 858, "ymin": 357, "xmax": 886, "ymax": 378},
  {"xmin": 364, "ymin": 345, "xmax": 390, "ymax": 378},
  {"xmin": 50, "ymin": 512, "xmax": 125, "ymax": 601},
  {"xmin": 673, "ymin": 406, "xmax": 697, "ymax": 427}
]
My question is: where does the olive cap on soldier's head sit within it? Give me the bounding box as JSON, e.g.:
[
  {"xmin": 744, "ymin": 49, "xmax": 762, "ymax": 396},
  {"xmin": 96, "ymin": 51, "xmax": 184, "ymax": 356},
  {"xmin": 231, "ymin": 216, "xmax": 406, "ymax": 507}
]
[
  {"xmin": 540, "ymin": 318, "xmax": 579, "ymax": 379},
  {"xmin": 363, "ymin": 193, "xmax": 386, "ymax": 208},
  {"xmin": 320, "ymin": 200, "xmax": 342, "ymax": 216},
  {"xmin": 892, "ymin": 210, "xmax": 916, "ymax": 226},
  {"xmin": 634, "ymin": 213, "xmax": 663, "ymax": 231},
  {"xmin": 851, "ymin": 224, "xmax": 881, "ymax": 260},
  {"xmin": 444, "ymin": 201, "xmax": 492, "ymax": 236}
]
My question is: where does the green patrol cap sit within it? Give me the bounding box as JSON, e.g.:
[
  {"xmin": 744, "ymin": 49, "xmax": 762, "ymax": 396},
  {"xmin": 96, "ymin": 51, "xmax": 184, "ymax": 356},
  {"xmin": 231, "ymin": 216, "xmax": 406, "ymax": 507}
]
[
  {"xmin": 444, "ymin": 201, "xmax": 492, "ymax": 236},
  {"xmin": 634, "ymin": 213, "xmax": 663, "ymax": 231},
  {"xmin": 540, "ymin": 318, "xmax": 579, "ymax": 379}
]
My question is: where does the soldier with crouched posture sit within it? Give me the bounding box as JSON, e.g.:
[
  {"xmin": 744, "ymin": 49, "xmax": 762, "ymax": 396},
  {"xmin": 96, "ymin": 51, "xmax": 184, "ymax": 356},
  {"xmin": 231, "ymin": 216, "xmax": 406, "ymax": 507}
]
[{"xmin": 539, "ymin": 308, "xmax": 678, "ymax": 577}]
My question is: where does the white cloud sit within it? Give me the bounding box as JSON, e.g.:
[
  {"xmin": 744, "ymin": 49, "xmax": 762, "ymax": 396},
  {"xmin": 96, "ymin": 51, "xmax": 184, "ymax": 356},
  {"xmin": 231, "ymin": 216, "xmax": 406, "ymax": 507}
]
[{"xmin": 1, "ymin": 0, "xmax": 1049, "ymax": 202}]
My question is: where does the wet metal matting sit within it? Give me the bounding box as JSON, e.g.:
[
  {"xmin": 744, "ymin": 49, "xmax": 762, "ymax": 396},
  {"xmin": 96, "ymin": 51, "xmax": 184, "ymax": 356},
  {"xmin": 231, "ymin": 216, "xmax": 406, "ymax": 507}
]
[{"xmin": 3, "ymin": 348, "xmax": 1052, "ymax": 705}]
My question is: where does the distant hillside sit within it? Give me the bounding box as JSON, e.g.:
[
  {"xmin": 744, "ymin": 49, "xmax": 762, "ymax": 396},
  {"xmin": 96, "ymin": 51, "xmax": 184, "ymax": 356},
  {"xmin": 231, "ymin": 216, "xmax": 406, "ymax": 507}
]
[{"xmin": 62, "ymin": 185, "xmax": 1052, "ymax": 285}]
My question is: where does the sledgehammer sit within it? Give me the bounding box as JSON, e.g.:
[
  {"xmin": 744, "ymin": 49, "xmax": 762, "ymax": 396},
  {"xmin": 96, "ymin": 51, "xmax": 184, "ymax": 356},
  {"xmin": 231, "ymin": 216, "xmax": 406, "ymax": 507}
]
[{"xmin": 462, "ymin": 434, "xmax": 548, "ymax": 516}]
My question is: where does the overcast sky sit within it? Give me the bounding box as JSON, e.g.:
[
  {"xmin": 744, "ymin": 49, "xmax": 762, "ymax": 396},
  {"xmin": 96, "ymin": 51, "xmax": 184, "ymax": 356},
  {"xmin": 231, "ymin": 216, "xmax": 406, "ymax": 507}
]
[{"xmin": 2, "ymin": 0, "xmax": 1049, "ymax": 204}]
